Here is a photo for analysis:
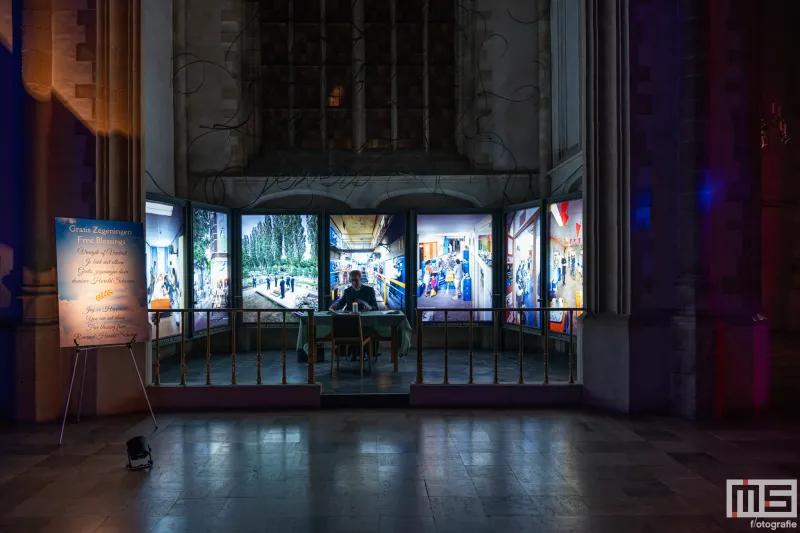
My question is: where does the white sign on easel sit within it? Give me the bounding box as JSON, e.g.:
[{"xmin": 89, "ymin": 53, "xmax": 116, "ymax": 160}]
[{"xmin": 54, "ymin": 217, "xmax": 157, "ymax": 445}]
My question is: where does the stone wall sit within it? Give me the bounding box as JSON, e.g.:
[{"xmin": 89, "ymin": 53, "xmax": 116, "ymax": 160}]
[
  {"xmin": 5, "ymin": 0, "xmax": 147, "ymax": 422},
  {"xmin": 144, "ymin": 0, "xmax": 175, "ymax": 196},
  {"xmin": 581, "ymin": 0, "xmax": 765, "ymax": 418},
  {"xmin": 550, "ymin": 0, "xmax": 581, "ymax": 165},
  {"xmin": 176, "ymin": 0, "xmax": 255, "ymax": 182},
  {"xmin": 174, "ymin": 0, "xmax": 551, "ymax": 208},
  {"xmin": 466, "ymin": 0, "xmax": 540, "ymax": 172},
  {"xmin": 0, "ymin": 0, "xmax": 20, "ymax": 420}
]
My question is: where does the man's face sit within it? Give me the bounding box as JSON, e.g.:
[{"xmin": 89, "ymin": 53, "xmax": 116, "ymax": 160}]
[{"xmin": 350, "ymin": 275, "xmax": 362, "ymax": 290}]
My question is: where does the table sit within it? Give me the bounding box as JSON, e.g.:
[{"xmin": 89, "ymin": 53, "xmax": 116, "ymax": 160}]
[{"xmin": 296, "ymin": 311, "xmax": 412, "ymax": 372}]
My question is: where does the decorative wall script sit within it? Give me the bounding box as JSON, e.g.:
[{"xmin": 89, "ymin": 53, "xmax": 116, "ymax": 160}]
[{"xmin": 55, "ymin": 218, "xmax": 149, "ymax": 348}]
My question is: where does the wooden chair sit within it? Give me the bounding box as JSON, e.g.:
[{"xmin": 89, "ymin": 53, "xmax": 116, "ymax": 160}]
[{"xmin": 330, "ymin": 314, "xmax": 373, "ymax": 378}]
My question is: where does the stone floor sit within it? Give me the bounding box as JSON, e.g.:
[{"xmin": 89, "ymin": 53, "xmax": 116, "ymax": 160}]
[
  {"xmin": 156, "ymin": 350, "xmax": 573, "ymax": 393},
  {"xmin": 1, "ymin": 410, "xmax": 798, "ymax": 532}
]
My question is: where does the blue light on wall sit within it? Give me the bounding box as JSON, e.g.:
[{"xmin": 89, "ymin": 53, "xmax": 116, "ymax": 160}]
[
  {"xmin": 698, "ymin": 169, "xmax": 714, "ymax": 212},
  {"xmin": 633, "ymin": 191, "xmax": 651, "ymax": 229}
]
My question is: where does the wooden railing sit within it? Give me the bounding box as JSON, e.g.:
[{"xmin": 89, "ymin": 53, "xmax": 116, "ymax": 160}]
[
  {"xmin": 149, "ymin": 306, "xmax": 582, "ymax": 387},
  {"xmin": 415, "ymin": 307, "xmax": 583, "ymax": 385},
  {"xmin": 149, "ymin": 308, "xmax": 316, "ymax": 387}
]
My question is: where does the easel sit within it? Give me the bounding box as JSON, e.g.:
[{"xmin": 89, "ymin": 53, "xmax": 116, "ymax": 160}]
[{"xmin": 59, "ymin": 335, "xmax": 158, "ymax": 446}]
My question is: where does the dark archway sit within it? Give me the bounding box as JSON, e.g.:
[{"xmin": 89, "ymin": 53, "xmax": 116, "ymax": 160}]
[{"xmin": 375, "ymin": 193, "xmax": 477, "ymax": 211}]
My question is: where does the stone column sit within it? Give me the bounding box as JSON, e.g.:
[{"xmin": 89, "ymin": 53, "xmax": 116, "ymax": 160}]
[
  {"xmin": 351, "ymin": 0, "xmax": 365, "ymax": 153},
  {"xmin": 670, "ymin": 0, "xmax": 707, "ymax": 418},
  {"xmin": 537, "ymin": 0, "xmax": 551, "ymax": 197},
  {"xmin": 581, "ymin": 0, "xmax": 766, "ymax": 418},
  {"xmin": 15, "ymin": 0, "xmax": 61, "ymax": 422},
  {"xmin": 702, "ymin": 0, "xmax": 767, "ymax": 415},
  {"xmin": 580, "ymin": 0, "xmax": 633, "ymax": 411},
  {"xmin": 453, "ymin": 0, "xmax": 473, "ymax": 160},
  {"xmin": 97, "ymin": 0, "xmax": 143, "ymax": 222},
  {"xmin": 12, "ymin": 0, "xmax": 147, "ymax": 421},
  {"xmin": 173, "ymin": 0, "xmax": 188, "ymax": 197},
  {"xmin": 92, "ymin": 0, "xmax": 148, "ymax": 416}
]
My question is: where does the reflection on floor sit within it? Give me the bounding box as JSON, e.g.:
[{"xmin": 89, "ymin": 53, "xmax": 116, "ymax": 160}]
[
  {"xmin": 2, "ymin": 411, "xmax": 798, "ymax": 533},
  {"xmin": 156, "ymin": 350, "xmax": 572, "ymax": 394}
]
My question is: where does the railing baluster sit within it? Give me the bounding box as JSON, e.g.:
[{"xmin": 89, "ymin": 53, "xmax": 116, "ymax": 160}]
[
  {"xmin": 281, "ymin": 311, "xmax": 287, "ymax": 384},
  {"xmin": 569, "ymin": 310, "xmax": 575, "ymax": 384},
  {"xmin": 543, "ymin": 308, "xmax": 549, "ymax": 384},
  {"xmin": 468, "ymin": 310, "xmax": 474, "ymax": 384},
  {"xmin": 231, "ymin": 310, "xmax": 237, "ymax": 385},
  {"xmin": 443, "ymin": 310, "xmax": 448, "ymax": 385},
  {"xmin": 205, "ymin": 311, "xmax": 211, "ymax": 385},
  {"xmin": 493, "ymin": 309, "xmax": 499, "ymax": 384},
  {"xmin": 416, "ymin": 309, "xmax": 423, "ymax": 384},
  {"xmin": 180, "ymin": 311, "xmax": 186, "ymax": 386},
  {"xmin": 206, "ymin": 311, "xmax": 212, "ymax": 386},
  {"xmin": 307, "ymin": 309, "xmax": 315, "ymax": 384},
  {"xmin": 155, "ymin": 312, "xmax": 161, "ymax": 385},
  {"xmin": 518, "ymin": 309, "xmax": 524, "ymax": 384},
  {"xmin": 257, "ymin": 311, "xmax": 262, "ymax": 385},
  {"xmin": 149, "ymin": 305, "xmax": 582, "ymax": 389}
]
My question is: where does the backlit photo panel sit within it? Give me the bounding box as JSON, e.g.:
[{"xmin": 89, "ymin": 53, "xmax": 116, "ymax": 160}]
[
  {"xmin": 547, "ymin": 199, "xmax": 583, "ymax": 333},
  {"xmin": 145, "ymin": 201, "xmax": 186, "ymax": 339},
  {"xmin": 192, "ymin": 208, "xmax": 230, "ymax": 331},
  {"xmin": 329, "ymin": 215, "xmax": 406, "ymax": 311},
  {"xmin": 241, "ymin": 214, "xmax": 319, "ymax": 323},
  {"xmin": 505, "ymin": 207, "xmax": 541, "ymax": 328},
  {"xmin": 416, "ymin": 214, "xmax": 493, "ymax": 322}
]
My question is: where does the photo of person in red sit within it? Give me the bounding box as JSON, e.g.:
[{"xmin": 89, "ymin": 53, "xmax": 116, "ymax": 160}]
[{"xmin": 548, "ymin": 200, "xmax": 583, "ymax": 334}]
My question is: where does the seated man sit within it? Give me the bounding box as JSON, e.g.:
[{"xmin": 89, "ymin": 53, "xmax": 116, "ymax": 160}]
[
  {"xmin": 329, "ymin": 269, "xmax": 378, "ymax": 313},
  {"xmin": 329, "ymin": 269, "xmax": 379, "ymax": 361}
]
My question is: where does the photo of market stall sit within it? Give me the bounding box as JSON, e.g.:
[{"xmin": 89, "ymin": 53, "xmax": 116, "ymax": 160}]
[{"xmin": 329, "ymin": 214, "xmax": 406, "ymax": 311}]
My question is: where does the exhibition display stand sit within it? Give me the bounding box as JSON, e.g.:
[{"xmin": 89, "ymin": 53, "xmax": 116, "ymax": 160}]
[
  {"xmin": 58, "ymin": 340, "xmax": 158, "ymax": 446},
  {"xmin": 54, "ymin": 217, "xmax": 156, "ymax": 445}
]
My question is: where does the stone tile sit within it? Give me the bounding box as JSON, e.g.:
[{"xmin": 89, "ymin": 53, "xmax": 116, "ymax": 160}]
[
  {"xmin": 470, "ymin": 476, "xmax": 528, "ymax": 499},
  {"xmin": 575, "ymin": 441, "xmax": 655, "ymax": 453},
  {"xmin": 378, "ymin": 515, "xmax": 438, "ymax": 533},
  {"xmin": 518, "ymin": 479, "xmax": 581, "ymax": 497},
  {"xmin": 425, "ymin": 479, "xmax": 479, "ymax": 498},
  {"xmin": 0, "ymin": 517, "xmax": 51, "ymax": 533},
  {"xmin": 0, "ymin": 411, "xmax": 796, "ymax": 533},
  {"xmin": 527, "ymin": 495, "xmax": 592, "ymax": 516},
  {"xmin": 429, "ymin": 496, "xmax": 487, "ymax": 520},
  {"xmin": 165, "ymin": 497, "xmax": 228, "ymax": 517},
  {"xmin": 39, "ymin": 514, "xmax": 108, "ymax": 533},
  {"xmin": 633, "ymin": 429, "xmax": 682, "ymax": 441}
]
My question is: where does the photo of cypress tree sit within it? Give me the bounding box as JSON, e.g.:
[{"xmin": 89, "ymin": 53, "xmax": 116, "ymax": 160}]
[{"xmin": 241, "ymin": 214, "xmax": 318, "ymax": 323}]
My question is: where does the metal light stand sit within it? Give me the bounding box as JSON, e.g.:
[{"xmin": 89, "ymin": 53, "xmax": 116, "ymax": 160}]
[{"xmin": 59, "ymin": 335, "xmax": 158, "ymax": 446}]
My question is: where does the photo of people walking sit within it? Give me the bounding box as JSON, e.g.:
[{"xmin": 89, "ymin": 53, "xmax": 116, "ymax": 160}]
[
  {"xmin": 416, "ymin": 214, "xmax": 493, "ymax": 322},
  {"xmin": 146, "ymin": 201, "xmax": 185, "ymax": 338},
  {"xmin": 192, "ymin": 209, "xmax": 230, "ymax": 331}
]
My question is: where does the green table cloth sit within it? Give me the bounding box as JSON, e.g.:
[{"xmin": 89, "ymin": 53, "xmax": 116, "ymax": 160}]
[{"xmin": 296, "ymin": 311, "xmax": 412, "ymax": 357}]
